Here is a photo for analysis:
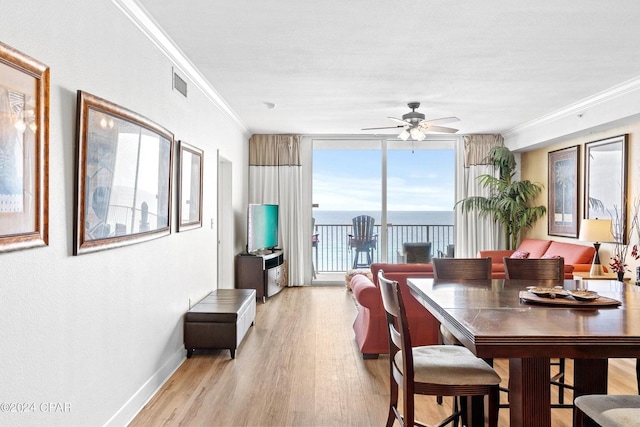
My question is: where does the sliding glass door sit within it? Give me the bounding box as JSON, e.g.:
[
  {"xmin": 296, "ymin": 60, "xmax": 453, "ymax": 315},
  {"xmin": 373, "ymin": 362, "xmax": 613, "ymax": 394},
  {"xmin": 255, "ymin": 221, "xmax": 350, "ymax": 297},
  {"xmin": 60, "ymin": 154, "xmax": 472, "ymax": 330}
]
[
  {"xmin": 312, "ymin": 137, "xmax": 455, "ymax": 280},
  {"xmin": 386, "ymin": 140, "xmax": 455, "ymax": 264},
  {"xmin": 312, "ymin": 139, "xmax": 382, "ymax": 275}
]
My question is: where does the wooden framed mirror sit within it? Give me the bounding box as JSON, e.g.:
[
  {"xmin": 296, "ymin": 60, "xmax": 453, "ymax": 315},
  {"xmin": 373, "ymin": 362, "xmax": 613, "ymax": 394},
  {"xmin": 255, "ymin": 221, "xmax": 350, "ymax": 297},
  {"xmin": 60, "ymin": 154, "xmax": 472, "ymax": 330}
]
[
  {"xmin": 177, "ymin": 141, "xmax": 203, "ymax": 231},
  {"xmin": 584, "ymin": 134, "xmax": 628, "ymax": 243},
  {"xmin": 74, "ymin": 91, "xmax": 174, "ymax": 254},
  {"xmin": 0, "ymin": 42, "xmax": 49, "ymax": 252}
]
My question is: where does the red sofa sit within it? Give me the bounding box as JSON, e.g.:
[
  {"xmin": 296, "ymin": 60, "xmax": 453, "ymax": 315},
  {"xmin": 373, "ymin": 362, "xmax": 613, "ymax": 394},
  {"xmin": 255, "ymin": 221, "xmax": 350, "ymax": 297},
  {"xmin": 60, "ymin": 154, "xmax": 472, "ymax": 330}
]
[
  {"xmin": 351, "ymin": 263, "xmax": 439, "ymax": 358},
  {"xmin": 477, "ymin": 238, "xmax": 596, "ymax": 279}
]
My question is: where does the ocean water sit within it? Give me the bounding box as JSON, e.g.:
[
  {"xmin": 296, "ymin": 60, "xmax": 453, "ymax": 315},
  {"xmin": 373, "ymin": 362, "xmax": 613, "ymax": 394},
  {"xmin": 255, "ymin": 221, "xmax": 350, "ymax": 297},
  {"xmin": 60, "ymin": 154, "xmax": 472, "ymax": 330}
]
[{"xmin": 313, "ymin": 210, "xmax": 454, "ymax": 226}]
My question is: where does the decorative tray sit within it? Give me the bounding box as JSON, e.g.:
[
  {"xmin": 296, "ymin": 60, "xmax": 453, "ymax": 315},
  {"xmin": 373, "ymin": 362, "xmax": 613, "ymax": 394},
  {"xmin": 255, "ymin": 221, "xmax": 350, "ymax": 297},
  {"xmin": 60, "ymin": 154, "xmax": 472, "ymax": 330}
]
[{"xmin": 519, "ymin": 290, "xmax": 621, "ymax": 307}]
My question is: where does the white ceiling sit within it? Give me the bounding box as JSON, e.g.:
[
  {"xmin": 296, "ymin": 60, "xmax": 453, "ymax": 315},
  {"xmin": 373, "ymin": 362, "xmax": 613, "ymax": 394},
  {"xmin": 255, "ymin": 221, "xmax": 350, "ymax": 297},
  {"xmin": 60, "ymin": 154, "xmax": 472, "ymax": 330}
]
[{"xmin": 136, "ymin": 0, "xmax": 640, "ymax": 139}]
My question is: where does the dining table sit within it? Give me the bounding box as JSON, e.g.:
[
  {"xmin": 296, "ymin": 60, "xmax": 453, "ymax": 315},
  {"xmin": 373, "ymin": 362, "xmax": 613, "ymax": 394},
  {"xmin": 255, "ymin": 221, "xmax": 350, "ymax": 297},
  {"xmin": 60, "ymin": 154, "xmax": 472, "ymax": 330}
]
[{"xmin": 406, "ymin": 278, "xmax": 640, "ymax": 427}]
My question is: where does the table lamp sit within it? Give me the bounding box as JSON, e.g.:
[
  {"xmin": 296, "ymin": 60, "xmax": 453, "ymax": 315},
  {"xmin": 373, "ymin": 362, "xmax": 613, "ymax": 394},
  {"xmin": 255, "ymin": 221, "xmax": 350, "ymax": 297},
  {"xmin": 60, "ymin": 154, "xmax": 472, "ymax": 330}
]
[{"xmin": 579, "ymin": 218, "xmax": 614, "ymax": 276}]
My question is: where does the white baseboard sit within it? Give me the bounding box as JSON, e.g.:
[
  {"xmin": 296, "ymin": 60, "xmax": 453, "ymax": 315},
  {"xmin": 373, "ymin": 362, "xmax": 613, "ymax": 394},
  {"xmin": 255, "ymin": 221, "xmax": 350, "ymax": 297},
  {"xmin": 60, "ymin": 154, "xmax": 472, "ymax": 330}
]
[{"xmin": 104, "ymin": 348, "xmax": 185, "ymax": 427}]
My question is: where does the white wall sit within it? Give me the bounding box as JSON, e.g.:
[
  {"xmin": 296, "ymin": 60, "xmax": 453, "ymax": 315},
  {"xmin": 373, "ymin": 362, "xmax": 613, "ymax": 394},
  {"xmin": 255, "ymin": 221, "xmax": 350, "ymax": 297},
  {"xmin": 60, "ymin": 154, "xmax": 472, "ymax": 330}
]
[{"xmin": 0, "ymin": 1, "xmax": 249, "ymax": 426}]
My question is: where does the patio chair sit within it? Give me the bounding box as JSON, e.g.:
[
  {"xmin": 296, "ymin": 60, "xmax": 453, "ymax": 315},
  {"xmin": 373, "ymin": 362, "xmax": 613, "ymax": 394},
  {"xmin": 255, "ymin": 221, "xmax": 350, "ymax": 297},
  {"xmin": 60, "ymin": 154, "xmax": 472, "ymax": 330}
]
[
  {"xmin": 401, "ymin": 242, "xmax": 432, "ymax": 264},
  {"xmin": 348, "ymin": 215, "xmax": 377, "ymax": 269},
  {"xmin": 437, "ymin": 244, "xmax": 455, "ymax": 258}
]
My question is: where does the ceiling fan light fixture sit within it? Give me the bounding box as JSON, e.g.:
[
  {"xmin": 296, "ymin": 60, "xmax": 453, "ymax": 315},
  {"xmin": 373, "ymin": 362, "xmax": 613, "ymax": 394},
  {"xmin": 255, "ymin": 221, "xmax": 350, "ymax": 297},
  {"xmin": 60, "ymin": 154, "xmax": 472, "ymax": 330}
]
[
  {"xmin": 363, "ymin": 103, "xmax": 460, "ymax": 136},
  {"xmin": 410, "ymin": 127, "xmax": 425, "ymax": 141}
]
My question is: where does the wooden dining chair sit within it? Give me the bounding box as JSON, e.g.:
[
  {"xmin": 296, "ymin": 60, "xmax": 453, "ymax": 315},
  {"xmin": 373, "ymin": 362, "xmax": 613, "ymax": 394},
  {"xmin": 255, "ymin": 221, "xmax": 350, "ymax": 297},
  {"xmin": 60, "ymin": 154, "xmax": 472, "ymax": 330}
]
[
  {"xmin": 574, "ymin": 394, "xmax": 640, "ymax": 427},
  {"xmin": 503, "ymin": 256, "xmax": 564, "ymax": 281},
  {"xmin": 431, "ymin": 257, "xmax": 501, "ymax": 407},
  {"xmin": 378, "ymin": 270, "xmax": 501, "ymax": 427},
  {"xmin": 432, "ymin": 257, "xmax": 492, "ymax": 346},
  {"xmin": 503, "ymin": 256, "xmax": 573, "ymax": 408},
  {"xmin": 432, "ymin": 257, "xmax": 492, "ymax": 280}
]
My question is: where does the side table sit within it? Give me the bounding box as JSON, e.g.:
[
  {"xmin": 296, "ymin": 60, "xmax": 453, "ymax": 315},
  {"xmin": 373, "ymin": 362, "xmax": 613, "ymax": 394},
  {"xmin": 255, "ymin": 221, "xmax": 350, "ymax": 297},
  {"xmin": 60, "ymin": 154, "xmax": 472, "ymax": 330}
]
[{"xmin": 573, "ymin": 271, "xmax": 618, "ymax": 281}]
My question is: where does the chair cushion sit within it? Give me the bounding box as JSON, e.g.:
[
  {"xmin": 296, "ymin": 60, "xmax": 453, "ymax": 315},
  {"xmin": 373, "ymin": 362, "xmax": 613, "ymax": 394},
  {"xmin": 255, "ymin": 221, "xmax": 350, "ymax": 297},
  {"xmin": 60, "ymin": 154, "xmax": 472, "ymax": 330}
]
[
  {"xmin": 575, "ymin": 394, "xmax": 640, "ymax": 427},
  {"xmin": 395, "ymin": 345, "xmax": 501, "ymax": 386}
]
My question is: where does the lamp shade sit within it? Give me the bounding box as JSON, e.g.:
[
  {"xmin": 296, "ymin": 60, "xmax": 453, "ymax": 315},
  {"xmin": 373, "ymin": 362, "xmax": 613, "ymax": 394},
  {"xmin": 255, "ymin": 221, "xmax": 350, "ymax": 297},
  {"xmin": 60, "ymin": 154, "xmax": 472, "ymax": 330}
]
[{"xmin": 579, "ymin": 219, "xmax": 614, "ymax": 243}]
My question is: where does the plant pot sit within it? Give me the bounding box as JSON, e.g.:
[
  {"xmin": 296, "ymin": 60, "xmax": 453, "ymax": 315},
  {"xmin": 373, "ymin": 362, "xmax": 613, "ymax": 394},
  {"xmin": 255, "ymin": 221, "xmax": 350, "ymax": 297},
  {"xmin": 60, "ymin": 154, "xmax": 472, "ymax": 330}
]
[{"xmin": 616, "ymin": 271, "xmax": 625, "ymax": 282}]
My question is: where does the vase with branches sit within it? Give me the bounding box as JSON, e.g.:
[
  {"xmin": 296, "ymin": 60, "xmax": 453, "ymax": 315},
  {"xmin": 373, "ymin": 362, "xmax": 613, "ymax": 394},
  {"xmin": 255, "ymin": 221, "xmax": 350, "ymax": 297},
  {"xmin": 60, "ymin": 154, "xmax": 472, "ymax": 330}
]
[
  {"xmin": 456, "ymin": 146, "xmax": 547, "ymax": 250},
  {"xmin": 609, "ymin": 199, "xmax": 640, "ymax": 280}
]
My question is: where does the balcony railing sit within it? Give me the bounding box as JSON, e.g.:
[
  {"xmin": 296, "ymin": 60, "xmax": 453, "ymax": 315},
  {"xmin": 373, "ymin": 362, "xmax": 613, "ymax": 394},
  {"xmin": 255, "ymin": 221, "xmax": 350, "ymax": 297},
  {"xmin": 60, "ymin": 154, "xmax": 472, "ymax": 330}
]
[{"xmin": 312, "ymin": 223, "xmax": 454, "ymax": 272}]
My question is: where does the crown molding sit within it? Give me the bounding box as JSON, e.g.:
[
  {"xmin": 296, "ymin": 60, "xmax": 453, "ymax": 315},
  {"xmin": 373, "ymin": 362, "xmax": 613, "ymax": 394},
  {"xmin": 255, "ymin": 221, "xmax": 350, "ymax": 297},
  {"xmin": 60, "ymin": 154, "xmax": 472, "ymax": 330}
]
[
  {"xmin": 504, "ymin": 76, "xmax": 640, "ymax": 139},
  {"xmin": 110, "ymin": 0, "xmax": 249, "ymax": 134}
]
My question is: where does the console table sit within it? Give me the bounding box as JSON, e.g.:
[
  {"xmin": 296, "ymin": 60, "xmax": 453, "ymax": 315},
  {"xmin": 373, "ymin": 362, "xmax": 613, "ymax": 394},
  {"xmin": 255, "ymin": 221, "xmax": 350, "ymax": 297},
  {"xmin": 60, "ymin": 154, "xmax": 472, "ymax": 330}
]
[{"xmin": 235, "ymin": 250, "xmax": 286, "ymax": 302}]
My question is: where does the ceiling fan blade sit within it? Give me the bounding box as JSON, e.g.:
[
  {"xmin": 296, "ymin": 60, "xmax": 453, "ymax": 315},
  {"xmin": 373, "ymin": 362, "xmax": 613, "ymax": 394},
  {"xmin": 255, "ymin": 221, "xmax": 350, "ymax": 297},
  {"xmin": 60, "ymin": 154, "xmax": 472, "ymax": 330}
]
[
  {"xmin": 361, "ymin": 125, "xmax": 405, "ymax": 130},
  {"xmin": 388, "ymin": 117, "xmax": 409, "ymax": 125},
  {"xmin": 422, "ymin": 116, "xmax": 460, "ymax": 126},
  {"xmin": 420, "ymin": 125, "xmax": 459, "ymax": 133}
]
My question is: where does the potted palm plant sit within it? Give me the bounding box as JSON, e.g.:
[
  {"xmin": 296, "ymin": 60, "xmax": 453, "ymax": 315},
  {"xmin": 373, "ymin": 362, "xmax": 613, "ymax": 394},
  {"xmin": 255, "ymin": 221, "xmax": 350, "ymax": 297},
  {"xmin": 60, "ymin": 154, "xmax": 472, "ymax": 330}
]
[{"xmin": 456, "ymin": 146, "xmax": 547, "ymax": 250}]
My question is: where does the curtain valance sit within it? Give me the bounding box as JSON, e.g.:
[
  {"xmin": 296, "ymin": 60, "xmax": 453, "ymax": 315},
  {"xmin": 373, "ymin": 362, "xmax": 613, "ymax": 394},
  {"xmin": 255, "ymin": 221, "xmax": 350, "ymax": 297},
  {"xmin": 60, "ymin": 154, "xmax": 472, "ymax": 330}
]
[
  {"xmin": 249, "ymin": 135, "xmax": 301, "ymax": 166},
  {"xmin": 463, "ymin": 134, "xmax": 504, "ymax": 167}
]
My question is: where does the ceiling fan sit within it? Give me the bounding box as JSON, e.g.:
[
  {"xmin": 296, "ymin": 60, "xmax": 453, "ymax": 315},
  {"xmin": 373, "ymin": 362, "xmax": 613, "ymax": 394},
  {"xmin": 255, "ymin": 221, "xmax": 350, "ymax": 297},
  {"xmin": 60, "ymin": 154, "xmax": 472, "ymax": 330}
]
[{"xmin": 362, "ymin": 102, "xmax": 459, "ymax": 141}]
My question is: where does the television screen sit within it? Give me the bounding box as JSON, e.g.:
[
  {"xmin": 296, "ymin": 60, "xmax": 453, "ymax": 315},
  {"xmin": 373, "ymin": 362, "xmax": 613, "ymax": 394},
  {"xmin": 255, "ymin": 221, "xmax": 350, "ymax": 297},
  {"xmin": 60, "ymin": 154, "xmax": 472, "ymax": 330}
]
[{"xmin": 247, "ymin": 204, "xmax": 279, "ymax": 253}]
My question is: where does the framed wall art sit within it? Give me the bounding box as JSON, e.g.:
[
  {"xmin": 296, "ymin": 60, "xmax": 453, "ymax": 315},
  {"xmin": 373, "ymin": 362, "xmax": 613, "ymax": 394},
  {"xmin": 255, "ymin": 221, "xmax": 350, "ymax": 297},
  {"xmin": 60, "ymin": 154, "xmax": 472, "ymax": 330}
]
[
  {"xmin": 584, "ymin": 134, "xmax": 628, "ymax": 243},
  {"xmin": 548, "ymin": 145, "xmax": 579, "ymax": 238},
  {"xmin": 177, "ymin": 141, "xmax": 203, "ymax": 231},
  {"xmin": 74, "ymin": 91, "xmax": 174, "ymax": 255},
  {"xmin": 0, "ymin": 42, "xmax": 49, "ymax": 252}
]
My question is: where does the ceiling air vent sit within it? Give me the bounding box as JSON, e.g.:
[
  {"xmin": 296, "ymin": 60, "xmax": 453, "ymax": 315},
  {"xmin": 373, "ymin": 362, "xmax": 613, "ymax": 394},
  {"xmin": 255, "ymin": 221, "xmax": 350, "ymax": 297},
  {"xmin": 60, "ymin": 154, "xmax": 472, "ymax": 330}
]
[{"xmin": 173, "ymin": 70, "xmax": 187, "ymax": 97}]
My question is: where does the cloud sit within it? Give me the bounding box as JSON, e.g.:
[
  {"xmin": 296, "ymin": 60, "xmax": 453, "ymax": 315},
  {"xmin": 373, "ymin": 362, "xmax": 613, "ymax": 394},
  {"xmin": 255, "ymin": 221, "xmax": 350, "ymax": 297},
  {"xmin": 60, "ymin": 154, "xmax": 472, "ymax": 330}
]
[{"xmin": 314, "ymin": 172, "xmax": 454, "ymax": 211}]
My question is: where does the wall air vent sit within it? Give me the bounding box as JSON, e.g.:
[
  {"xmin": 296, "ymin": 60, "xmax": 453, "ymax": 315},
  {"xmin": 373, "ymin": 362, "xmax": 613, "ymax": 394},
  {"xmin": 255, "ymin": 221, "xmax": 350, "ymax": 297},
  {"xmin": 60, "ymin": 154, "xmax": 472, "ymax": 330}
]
[{"xmin": 173, "ymin": 70, "xmax": 187, "ymax": 97}]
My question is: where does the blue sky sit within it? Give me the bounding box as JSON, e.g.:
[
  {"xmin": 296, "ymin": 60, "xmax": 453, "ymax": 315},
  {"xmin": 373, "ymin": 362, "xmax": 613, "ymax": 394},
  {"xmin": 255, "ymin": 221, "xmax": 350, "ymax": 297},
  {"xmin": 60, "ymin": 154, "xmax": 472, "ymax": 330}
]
[{"xmin": 313, "ymin": 148, "xmax": 455, "ymax": 211}]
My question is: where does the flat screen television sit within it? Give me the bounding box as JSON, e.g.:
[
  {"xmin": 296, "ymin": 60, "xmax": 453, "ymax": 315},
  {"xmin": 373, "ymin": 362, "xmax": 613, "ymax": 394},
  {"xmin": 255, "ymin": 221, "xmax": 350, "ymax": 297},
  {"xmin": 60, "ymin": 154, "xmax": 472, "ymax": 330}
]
[{"xmin": 247, "ymin": 204, "xmax": 279, "ymax": 254}]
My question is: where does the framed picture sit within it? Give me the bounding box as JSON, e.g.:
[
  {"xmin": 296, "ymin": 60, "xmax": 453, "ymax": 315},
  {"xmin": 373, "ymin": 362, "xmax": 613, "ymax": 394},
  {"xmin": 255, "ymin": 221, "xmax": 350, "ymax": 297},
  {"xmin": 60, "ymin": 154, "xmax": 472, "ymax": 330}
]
[
  {"xmin": 0, "ymin": 42, "xmax": 49, "ymax": 252},
  {"xmin": 178, "ymin": 141, "xmax": 203, "ymax": 231},
  {"xmin": 584, "ymin": 134, "xmax": 628, "ymax": 243},
  {"xmin": 74, "ymin": 91, "xmax": 174, "ymax": 255},
  {"xmin": 548, "ymin": 145, "xmax": 579, "ymax": 237}
]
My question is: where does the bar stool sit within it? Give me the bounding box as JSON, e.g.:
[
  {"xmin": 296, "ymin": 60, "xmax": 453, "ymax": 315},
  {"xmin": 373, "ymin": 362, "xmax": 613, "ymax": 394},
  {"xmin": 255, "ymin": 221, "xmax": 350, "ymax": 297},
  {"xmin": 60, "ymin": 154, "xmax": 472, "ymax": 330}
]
[{"xmin": 378, "ymin": 269, "xmax": 500, "ymax": 427}]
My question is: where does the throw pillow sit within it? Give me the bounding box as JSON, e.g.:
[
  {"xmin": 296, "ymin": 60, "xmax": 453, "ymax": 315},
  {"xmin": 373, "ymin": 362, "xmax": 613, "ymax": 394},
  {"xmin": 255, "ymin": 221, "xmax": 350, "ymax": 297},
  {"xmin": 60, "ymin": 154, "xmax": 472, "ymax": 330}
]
[
  {"xmin": 542, "ymin": 254, "xmax": 562, "ymax": 259},
  {"xmin": 510, "ymin": 250, "xmax": 530, "ymax": 259}
]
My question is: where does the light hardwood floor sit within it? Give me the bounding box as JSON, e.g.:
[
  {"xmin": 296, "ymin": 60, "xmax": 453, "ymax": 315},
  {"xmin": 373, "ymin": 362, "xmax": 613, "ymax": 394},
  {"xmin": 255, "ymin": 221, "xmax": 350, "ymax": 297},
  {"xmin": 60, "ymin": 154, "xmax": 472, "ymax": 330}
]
[{"xmin": 131, "ymin": 286, "xmax": 638, "ymax": 426}]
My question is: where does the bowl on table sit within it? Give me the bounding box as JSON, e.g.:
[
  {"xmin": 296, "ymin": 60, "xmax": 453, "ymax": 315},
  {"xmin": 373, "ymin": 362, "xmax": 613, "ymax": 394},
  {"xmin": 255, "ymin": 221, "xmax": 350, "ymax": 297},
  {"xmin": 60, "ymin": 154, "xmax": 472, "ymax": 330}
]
[
  {"xmin": 568, "ymin": 290, "xmax": 600, "ymax": 301},
  {"xmin": 527, "ymin": 286, "xmax": 569, "ymax": 299}
]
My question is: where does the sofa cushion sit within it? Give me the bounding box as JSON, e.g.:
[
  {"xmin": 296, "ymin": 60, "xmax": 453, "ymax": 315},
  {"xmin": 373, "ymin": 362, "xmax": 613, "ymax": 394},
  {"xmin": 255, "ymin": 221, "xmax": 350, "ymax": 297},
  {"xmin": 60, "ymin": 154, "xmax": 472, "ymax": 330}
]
[
  {"xmin": 510, "ymin": 250, "xmax": 530, "ymax": 259},
  {"xmin": 517, "ymin": 239, "xmax": 553, "ymax": 258},
  {"xmin": 543, "ymin": 241, "xmax": 594, "ymax": 265}
]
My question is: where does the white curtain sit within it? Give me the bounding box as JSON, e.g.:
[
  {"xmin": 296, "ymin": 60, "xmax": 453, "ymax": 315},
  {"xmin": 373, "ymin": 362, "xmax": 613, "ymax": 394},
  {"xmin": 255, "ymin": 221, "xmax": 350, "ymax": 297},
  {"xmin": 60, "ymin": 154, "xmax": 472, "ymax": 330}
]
[
  {"xmin": 455, "ymin": 135, "xmax": 505, "ymax": 257},
  {"xmin": 249, "ymin": 135, "xmax": 304, "ymax": 286}
]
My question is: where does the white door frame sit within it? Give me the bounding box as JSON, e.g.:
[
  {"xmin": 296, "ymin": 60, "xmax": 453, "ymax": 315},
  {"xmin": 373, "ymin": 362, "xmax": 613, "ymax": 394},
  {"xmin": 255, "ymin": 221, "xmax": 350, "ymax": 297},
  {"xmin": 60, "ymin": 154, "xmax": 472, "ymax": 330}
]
[{"xmin": 217, "ymin": 152, "xmax": 234, "ymax": 289}]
